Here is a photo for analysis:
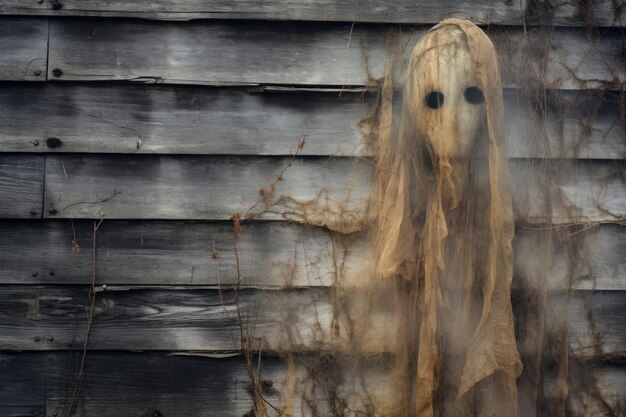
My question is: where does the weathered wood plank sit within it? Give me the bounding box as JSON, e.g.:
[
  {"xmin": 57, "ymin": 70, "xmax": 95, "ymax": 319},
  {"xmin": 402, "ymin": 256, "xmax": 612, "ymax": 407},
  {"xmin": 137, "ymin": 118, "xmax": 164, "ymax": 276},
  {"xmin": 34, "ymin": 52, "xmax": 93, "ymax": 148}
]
[
  {"xmin": 0, "ymin": 351, "xmax": 621, "ymax": 417},
  {"xmin": 0, "ymin": 286, "xmax": 623, "ymax": 355},
  {"xmin": 0, "ymin": 84, "xmax": 370, "ymax": 156},
  {"xmin": 513, "ymin": 223, "xmax": 626, "ymax": 291},
  {"xmin": 0, "ymin": 220, "xmax": 350, "ymax": 287},
  {"xmin": 504, "ymin": 90, "xmax": 625, "ymax": 159},
  {"xmin": 0, "ymin": 154, "xmax": 44, "ymax": 218},
  {"xmin": 44, "ymin": 354, "xmax": 626, "ymax": 417},
  {"xmin": 42, "ymin": 155, "xmax": 372, "ymax": 220},
  {"xmin": 510, "ymin": 159, "xmax": 625, "ymax": 224},
  {"xmin": 48, "ymin": 20, "xmax": 625, "ymax": 89},
  {"xmin": 43, "ymin": 155, "xmax": 625, "ymax": 223},
  {"xmin": 0, "ymin": 353, "xmax": 46, "ymax": 417},
  {"xmin": 1, "ymin": 0, "xmax": 624, "ymax": 27},
  {"xmin": 0, "ymin": 220, "xmax": 623, "ymax": 291},
  {"xmin": 45, "ymin": 352, "xmax": 289, "ymax": 417},
  {"xmin": 0, "ymin": 18, "xmax": 48, "ymax": 81},
  {"xmin": 0, "ymin": 286, "xmax": 334, "ymax": 351},
  {"xmin": 0, "ymin": 84, "xmax": 622, "ymax": 159},
  {"xmin": 47, "ymin": 20, "xmax": 387, "ymax": 86}
]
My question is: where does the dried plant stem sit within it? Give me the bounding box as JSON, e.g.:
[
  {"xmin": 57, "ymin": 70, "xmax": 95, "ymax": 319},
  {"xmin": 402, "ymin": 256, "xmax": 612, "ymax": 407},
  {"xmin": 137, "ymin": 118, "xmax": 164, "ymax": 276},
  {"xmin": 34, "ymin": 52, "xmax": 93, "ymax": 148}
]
[{"xmin": 65, "ymin": 219, "xmax": 100, "ymax": 417}]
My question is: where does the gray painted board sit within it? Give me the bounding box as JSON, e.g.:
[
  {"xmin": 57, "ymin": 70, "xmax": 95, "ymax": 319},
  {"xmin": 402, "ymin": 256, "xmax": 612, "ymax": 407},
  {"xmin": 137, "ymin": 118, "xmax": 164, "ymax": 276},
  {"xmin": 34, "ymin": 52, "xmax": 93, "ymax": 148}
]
[
  {"xmin": 48, "ymin": 20, "xmax": 625, "ymax": 89},
  {"xmin": 0, "ymin": 154, "xmax": 44, "ymax": 218},
  {"xmin": 1, "ymin": 0, "xmax": 624, "ymax": 27},
  {"xmin": 0, "ymin": 286, "xmax": 623, "ymax": 355},
  {"xmin": 0, "ymin": 84, "xmax": 622, "ymax": 159},
  {"xmin": 0, "ymin": 220, "xmax": 623, "ymax": 291},
  {"xmin": 0, "ymin": 18, "xmax": 48, "ymax": 81},
  {"xmin": 43, "ymin": 155, "xmax": 625, "ymax": 223}
]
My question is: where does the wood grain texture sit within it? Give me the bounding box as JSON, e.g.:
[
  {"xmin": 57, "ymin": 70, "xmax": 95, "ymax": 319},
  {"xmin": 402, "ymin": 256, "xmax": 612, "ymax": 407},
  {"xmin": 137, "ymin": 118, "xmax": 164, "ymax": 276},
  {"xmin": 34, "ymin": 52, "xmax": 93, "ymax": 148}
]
[
  {"xmin": 0, "ymin": 353, "xmax": 46, "ymax": 417},
  {"xmin": 0, "ymin": 286, "xmax": 333, "ymax": 351},
  {"xmin": 0, "ymin": 154, "xmax": 44, "ymax": 218},
  {"xmin": 0, "ymin": 84, "xmax": 370, "ymax": 156},
  {"xmin": 0, "ymin": 220, "xmax": 623, "ymax": 291},
  {"xmin": 1, "ymin": 0, "xmax": 624, "ymax": 27},
  {"xmin": 1, "ymin": 351, "xmax": 622, "ymax": 417},
  {"xmin": 47, "ymin": 19, "xmax": 387, "ymax": 86},
  {"xmin": 0, "ymin": 220, "xmax": 353, "ymax": 287},
  {"xmin": 0, "ymin": 84, "xmax": 622, "ymax": 159},
  {"xmin": 0, "ymin": 286, "xmax": 623, "ymax": 356},
  {"xmin": 510, "ymin": 159, "xmax": 626, "ymax": 224},
  {"xmin": 0, "ymin": 18, "xmax": 48, "ymax": 81},
  {"xmin": 503, "ymin": 90, "xmax": 625, "ymax": 160},
  {"xmin": 42, "ymin": 155, "xmax": 372, "ymax": 220},
  {"xmin": 42, "ymin": 155, "xmax": 625, "ymax": 223},
  {"xmin": 45, "ymin": 352, "xmax": 288, "ymax": 417},
  {"xmin": 47, "ymin": 19, "xmax": 625, "ymax": 89}
]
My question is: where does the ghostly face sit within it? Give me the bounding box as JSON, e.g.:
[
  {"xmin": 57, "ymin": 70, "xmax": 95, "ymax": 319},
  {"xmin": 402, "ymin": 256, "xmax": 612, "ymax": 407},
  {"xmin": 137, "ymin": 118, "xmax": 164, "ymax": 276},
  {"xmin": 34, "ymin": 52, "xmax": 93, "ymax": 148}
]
[{"xmin": 407, "ymin": 28, "xmax": 486, "ymax": 159}]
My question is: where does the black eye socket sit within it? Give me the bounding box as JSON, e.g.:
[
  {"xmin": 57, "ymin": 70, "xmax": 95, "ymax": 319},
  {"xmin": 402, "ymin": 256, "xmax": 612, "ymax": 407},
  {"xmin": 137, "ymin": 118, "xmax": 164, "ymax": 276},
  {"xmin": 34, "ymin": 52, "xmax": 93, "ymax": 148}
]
[
  {"xmin": 464, "ymin": 86, "xmax": 484, "ymax": 104},
  {"xmin": 425, "ymin": 91, "xmax": 444, "ymax": 109}
]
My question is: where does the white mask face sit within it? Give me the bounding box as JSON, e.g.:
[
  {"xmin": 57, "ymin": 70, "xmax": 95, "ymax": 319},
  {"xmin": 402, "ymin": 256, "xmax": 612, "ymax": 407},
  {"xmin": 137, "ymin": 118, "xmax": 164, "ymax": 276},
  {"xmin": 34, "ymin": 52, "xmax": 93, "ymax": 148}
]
[{"xmin": 407, "ymin": 28, "xmax": 486, "ymax": 159}]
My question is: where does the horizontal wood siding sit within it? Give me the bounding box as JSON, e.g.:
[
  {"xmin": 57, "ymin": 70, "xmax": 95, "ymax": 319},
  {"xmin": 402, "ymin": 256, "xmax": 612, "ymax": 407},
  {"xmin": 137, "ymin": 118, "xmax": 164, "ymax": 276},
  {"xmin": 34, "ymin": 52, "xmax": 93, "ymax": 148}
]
[
  {"xmin": 0, "ymin": 3, "xmax": 623, "ymax": 415},
  {"xmin": 0, "ymin": 353, "xmax": 46, "ymax": 417},
  {"xmin": 0, "ymin": 84, "xmax": 370, "ymax": 156},
  {"xmin": 2, "ymin": 352, "xmax": 622, "ymax": 417},
  {"xmin": 0, "ymin": 286, "xmax": 623, "ymax": 354},
  {"xmin": 42, "ymin": 154, "xmax": 373, "ymax": 220},
  {"xmin": 47, "ymin": 19, "xmax": 625, "ymax": 89},
  {"xmin": 0, "ymin": 84, "xmax": 622, "ymax": 159},
  {"xmin": 1, "ymin": 0, "xmax": 624, "ymax": 26},
  {"xmin": 40, "ymin": 155, "xmax": 625, "ymax": 223},
  {"xmin": 0, "ymin": 220, "xmax": 623, "ymax": 290},
  {"xmin": 0, "ymin": 18, "xmax": 48, "ymax": 81},
  {"xmin": 0, "ymin": 154, "xmax": 45, "ymax": 218}
]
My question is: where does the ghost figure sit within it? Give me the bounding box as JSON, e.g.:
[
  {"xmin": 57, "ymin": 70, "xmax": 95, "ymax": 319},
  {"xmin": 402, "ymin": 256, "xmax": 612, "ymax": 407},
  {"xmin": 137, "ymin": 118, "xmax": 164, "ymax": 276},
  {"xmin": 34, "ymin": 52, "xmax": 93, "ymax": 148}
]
[
  {"xmin": 375, "ymin": 19, "xmax": 522, "ymax": 417},
  {"xmin": 406, "ymin": 24, "xmax": 486, "ymax": 159}
]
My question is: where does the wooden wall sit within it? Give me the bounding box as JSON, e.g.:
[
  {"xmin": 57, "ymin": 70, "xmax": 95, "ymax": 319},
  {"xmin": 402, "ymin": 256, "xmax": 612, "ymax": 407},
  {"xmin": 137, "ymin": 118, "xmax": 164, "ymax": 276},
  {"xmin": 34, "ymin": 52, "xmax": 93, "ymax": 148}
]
[{"xmin": 0, "ymin": 2, "xmax": 624, "ymax": 416}]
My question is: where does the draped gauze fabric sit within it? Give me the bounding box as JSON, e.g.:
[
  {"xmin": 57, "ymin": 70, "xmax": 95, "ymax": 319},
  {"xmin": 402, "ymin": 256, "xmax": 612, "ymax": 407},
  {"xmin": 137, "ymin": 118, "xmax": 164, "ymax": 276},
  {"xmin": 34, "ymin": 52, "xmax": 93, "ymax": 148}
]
[{"xmin": 375, "ymin": 19, "xmax": 522, "ymax": 417}]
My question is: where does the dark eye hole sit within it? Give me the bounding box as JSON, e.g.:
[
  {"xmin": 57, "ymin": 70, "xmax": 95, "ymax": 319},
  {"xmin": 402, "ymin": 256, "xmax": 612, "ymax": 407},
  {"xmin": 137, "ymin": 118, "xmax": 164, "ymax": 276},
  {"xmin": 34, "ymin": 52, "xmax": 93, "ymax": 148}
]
[
  {"xmin": 464, "ymin": 86, "xmax": 484, "ymax": 104},
  {"xmin": 425, "ymin": 91, "xmax": 444, "ymax": 109}
]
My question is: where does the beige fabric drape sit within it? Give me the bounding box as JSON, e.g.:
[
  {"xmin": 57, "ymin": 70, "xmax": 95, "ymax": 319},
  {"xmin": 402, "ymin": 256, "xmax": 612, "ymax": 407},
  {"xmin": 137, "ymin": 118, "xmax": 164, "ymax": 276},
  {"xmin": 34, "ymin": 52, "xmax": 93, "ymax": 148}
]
[{"xmin": 375, "ymin": 19, "xmax": 522, "ymax": 417}]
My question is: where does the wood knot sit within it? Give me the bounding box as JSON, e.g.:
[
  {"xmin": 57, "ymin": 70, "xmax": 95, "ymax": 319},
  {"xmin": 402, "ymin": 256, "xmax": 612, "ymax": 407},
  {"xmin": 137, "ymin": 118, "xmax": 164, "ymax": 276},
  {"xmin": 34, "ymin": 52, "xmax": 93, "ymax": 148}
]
[
  {"xmin": 46, "ymin": 137, "xmax": 63, "ymax": 148},
  {"xmin": 140, "ymin": 410, "xmax": 162, "ymax": 417}
]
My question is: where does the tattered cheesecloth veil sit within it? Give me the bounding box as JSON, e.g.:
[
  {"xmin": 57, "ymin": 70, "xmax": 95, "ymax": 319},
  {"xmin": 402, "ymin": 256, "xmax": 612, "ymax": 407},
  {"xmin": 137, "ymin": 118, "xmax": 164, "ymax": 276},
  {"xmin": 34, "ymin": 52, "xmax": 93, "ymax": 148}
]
[{"xmin": 375, "ymin": 19, "xmax": 523, "ymax": 417}]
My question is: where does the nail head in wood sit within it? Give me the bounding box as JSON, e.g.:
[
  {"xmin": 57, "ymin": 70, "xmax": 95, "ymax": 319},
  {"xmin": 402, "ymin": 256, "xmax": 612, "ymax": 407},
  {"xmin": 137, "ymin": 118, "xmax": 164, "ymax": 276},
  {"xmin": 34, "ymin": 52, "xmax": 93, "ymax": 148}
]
[{"xmin": 52, "ymin": 68, "xmax": 63, "ymax": 77}]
